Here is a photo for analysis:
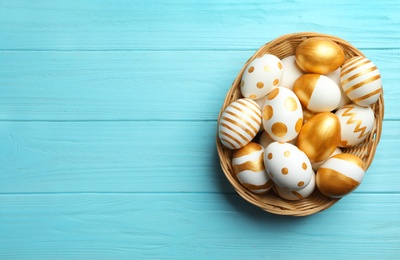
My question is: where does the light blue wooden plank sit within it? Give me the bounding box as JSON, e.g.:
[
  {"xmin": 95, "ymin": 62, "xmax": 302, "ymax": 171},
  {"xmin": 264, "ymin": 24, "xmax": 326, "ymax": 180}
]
[
  {"xmin": 0, "ymin": 120, "xmax": 398, "ymax": 193},
  {"xmin": 0, "ymin": 193, "xmax": 399, "ymax": 259},
  {"xmin": 0, "ymin": 0, "xmax": 399, "ymax": 50},
  {"xmin": 0, "ymin": 49, "xmax": 396, "ymax": 120}
]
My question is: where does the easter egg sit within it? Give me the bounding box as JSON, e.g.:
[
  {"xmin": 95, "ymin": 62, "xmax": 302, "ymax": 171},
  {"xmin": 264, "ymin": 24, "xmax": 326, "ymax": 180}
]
[
  {"xmin": 240, "ymin": 54, "xmax": 284, "ymax": 100},
  {"xmin": 258, "ymin": 131, "xmax": 296, "ymax": 149},
  {"xmin": 273, "ymin": 171, "xmax": 315, "ymax": 201},
  {"xmin": 295, "ymin": 37, "xmax": 345, "ymax": 74},
  {"xmin": 232, "ymin": 142, "xmax": 273, "ymax": 194},
  {"xmin": 326, "ymin": 68, "xmax": 352, "ymax": 109},
  {"xmin": 340, "ymin": 56, "xmax": 382, "ymax": 107},
  {"xmin": 218, "ymin": 98, "xmax": 262, "ymax": 149},
  {"xmin": 280, "ymin": 55, "xmax": 305, "ymax": 90},
  {"xmin": 264, "ymin": 142, "xmax": 314, "ymax": 191},
  {"xmin": 335, "ymin": 104, "xmax": 375, "ymax": 148},
  {"xmin": 316, "ymin": 153, "xmax": 365, "ymax": 198},
  {"xmin": 293, "ymin": 74, "xmax": 341, "ymax": 112},
  {"xmin": 262, "ymin": 87, "xmax": 303, "ymax": 142},
  {"xmin": 311, "ymin": 147, "xmax": 342, "ymax": 171},
  {"xmin": 297, "ymin": 112, "xmax": 341, "ymax": 162}
]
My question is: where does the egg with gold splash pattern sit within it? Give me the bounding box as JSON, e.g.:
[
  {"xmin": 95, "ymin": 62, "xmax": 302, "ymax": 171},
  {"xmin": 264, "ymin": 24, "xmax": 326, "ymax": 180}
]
[
  {"xmin": 262, "ymin": 87, "xmax": 303, "ymax": 142},
  {"xmin": 335, "ymin": 104, "xmax": 375, "ymax": 148},
  {"xmin": 295, "ymin": 37, "xmax": 345, "ymax": 74},
  {"xmin": 273, "ymin": 171, "xmax": 315, "ymax": 200},
  {"xmin": 294, "ymin": 74, "xmax": 341, "ymax": 112},
  {"xmin": 240, "ymin": 54, "xmax": 284, "ymax": 100},
  {"xmin": 218, "ymin": 98, "xmax": 262, "ymax": 149},
  {"xmin": 340, "ymin": 56, "xmax": 382, "ymax": 107},
  {"xmin": 264, "ymin": 142, "xmax": 314, "ymax": 191},
  {"xmin": 297, "ymin": 112, "xmax": 341, "ymax": 162},
  {"xmin": 232, "ymin": 142, "xmax": 273, "ymax": 194},
  {"xmin": 316, "ymin": 153, "xmax": 365, "ymax": 198}
]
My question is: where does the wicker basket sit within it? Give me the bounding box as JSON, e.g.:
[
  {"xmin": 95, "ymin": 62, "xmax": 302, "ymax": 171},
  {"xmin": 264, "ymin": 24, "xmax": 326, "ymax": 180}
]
[{"xmin": 216, "ymin": 32, "xmax": 384, "ymax": 216}]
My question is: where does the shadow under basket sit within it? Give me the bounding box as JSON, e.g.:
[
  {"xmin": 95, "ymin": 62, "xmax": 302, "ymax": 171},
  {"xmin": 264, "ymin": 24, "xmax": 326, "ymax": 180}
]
[{"xmin": 216, "ymin": 32, "xmax": 384, "ymax": 216}]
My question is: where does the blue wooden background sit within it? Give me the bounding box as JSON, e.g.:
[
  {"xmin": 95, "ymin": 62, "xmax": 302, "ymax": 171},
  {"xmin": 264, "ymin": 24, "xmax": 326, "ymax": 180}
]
[{"xmin": 1, "ymin": 0, "xmax": 399, "ymax": 258}]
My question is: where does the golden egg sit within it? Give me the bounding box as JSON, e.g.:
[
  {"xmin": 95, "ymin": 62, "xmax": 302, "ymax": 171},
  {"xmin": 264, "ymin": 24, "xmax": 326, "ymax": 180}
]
[
  {"xmin": 295, "ymin": 37, "xmax": 345, "ymax": 74},
  {"xmin": 316, "ymin": 153, "xmax": 365, "ymax": 198},
  {"xmin": 297, "ymin": 112, "xmax": 341, "ymax": 162}
]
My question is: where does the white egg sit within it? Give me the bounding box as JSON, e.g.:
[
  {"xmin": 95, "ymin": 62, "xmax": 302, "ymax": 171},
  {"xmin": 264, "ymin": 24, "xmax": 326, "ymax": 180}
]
[
  {"xmin": 326, "ymin": 68, "xmax": 352, "ymax": 109},
  {"xmin": 311, "ymin": 147, "xmax": 342, "ymax": 171},
  {"xmin": 262, "ymin": 87, "xmax": 303, "ymax": 142},
  {"xmin": 232, "ymin": 142, "xmax": 273, "ymax": 194},
  {"xmin": 240, "ymin": 54, "xmax": 284, "ymax": 100},
  {"xmin": 264, "ymin": 142, "xmax": 314, "ymax": 191},
  {"xmin": 273, "ymin": 171, "xmax": 315, "ymax": 200},
  {"xmin": 255, "ymin": 95, "xmax": 268, "ymax": 132},
  {"xmin": 258, "ymin": 131, "xmax": 297, "ymax": 149},
  {"xmin": 294, "ymin": 74, "xmax": 341, "ymax": 112},
  {"xmin": 280, "ymin": 55, "xmax": 305, "ymax": 90},
  {"xmin": 335, "ymin": 104, "xmax": 375, "ymax": 148},
  {"xmin": 218, "ymin": 98, "xmax": 262, "ymax": 149},
  {"xmin": 340, "ymin": 56, "xmax": 382, "ymax": 107}
]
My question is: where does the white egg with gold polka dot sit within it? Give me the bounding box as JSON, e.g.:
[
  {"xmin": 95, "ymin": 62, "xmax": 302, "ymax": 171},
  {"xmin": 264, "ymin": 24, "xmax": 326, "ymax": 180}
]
[
  {"xmin": 273, "ymin": 171, "xmax": 315, "ymax": 200},
  {"xmin": 240, "ymin": 54, "xmax": 284, "ymax": 100},
  {"xmin": 218, "ymin": 98, "xmax": 262, "ymax": 149},
  {"xmin": 340, "ymin": 56, "xmax": 382, "ymax": 107},
  {"xmin": 232, "ymin": 142, "xmax": 273, "ymax": 194},
  {"xmin": 262, "ymin": 87, "xmax": 303, "ymax": 142},
  {"xmin": 264, "ymin": 142, "xmax": 314, "ymax": 191},
  {"xmin": 335, "ymin": 104, "xmax": 375, "ymax": 148}
]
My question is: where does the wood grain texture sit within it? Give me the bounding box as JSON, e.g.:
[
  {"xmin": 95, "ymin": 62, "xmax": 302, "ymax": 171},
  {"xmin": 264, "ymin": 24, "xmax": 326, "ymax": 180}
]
[
  {"xmin": 0, "ymin": 120, "xmax": 398, "ymax": 194},
  {"xmin": 1, "ymin": 0, "xmax": 399, "ymax": 50},
  {"xmin": 0, "ymin": 0, "xmax": 399, "ymax": 258},
  {"xmin": 0, "ymin": 49, "xmax": 397, "ymax": 120},
  {"xmin": 0, "ymin": 193, "xmax": 399, "ymax": 259}
]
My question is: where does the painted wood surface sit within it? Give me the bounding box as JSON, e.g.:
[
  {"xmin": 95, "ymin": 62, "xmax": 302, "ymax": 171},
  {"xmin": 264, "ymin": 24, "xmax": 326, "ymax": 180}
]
[{"xmin": 0, "ymin": 0, "xmax": 399, "ymax": 259}]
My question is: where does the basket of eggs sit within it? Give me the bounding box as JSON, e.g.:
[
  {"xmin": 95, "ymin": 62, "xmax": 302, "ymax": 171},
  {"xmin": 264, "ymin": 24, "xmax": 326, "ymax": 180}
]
[{"xmin": 216, "ymin": 32, "xmax": 384, "ymax": 216}]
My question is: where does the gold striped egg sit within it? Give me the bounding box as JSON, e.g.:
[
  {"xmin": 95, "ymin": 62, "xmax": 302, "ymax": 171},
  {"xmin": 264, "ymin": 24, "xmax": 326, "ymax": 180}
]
[
  {"xmin": 273, "ymin": 171, "xmax": 315, "ymax": 201},
  {"xmin": 294, "ymin": 74, "xmax": 341, "ymax": 112},
  {"xmin": 316, "ymin": 153, "xmax": 365, "ymax": 198},
  {"xmin": 295, "ymin": 37, "xmax": 345, "ymax": 74},
  {"xmin": 297, "ymin": 112, "xmax": 341, "ymax": 162},
  {"xmin": 262, "ymin": 87, "xmax": 303, "ymax": 142},
  {"xmin": 265, "ymin": 142, "xmax": 314, "ymax": 191},
  {"xmin": 218, "ymin": 98, "xmax": 262, "ymax": 149},
  {"xmin": 240, "ymin": 54, "xmax": 284, "ymax": 100},
  {"xmin": 232, "ymin": 142, "xmax": 273, "ymax": 194},
  {"xmin": 340, "ymin": 56, "xmax": 382, "ymax": 107},
  {"xmin": 335, "ymin": 104, "xmax": 375, "ymax": 148}
]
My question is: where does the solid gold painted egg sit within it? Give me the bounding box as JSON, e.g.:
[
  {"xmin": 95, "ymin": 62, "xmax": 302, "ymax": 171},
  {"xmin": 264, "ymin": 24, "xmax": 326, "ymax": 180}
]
[
  {"xmin": 295, "ymin": 37, "xmax": 345, "ymax": 74},
  {"xmin": 297, "ymin": 112, "xmax": 341, "ymax": 162},
  {"xmin": 316, "ymin": 153, "xmax": 365, "ymax": 198}
]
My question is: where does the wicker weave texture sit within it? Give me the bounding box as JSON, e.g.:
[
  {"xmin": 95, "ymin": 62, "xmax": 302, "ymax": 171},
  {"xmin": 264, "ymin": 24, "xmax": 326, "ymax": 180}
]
[{"xmin": 216, "ymin": 32, "xmax": 384, "ymax": 216}]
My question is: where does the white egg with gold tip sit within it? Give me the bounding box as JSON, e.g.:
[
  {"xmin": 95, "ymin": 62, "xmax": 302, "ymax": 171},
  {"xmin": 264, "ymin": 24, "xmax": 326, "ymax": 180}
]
[
  {"xmin": 240, "ymin": 54, "xmax": 284, "ymax": 100},
  {"xmin": 316, "ymin": 153, "xmax": 365, "ymax": 198},
  {"xmin": 326, "ymin": 68, "xmax": 352, "ymax": 109},
  {"xmin": 335, "ymin": 104, "xmax": 375, "ymax": 148},
  {"xmin": 262, "ymin": 87, "xmax": 303, "ymax": 142},
  {"xmin": 218, "ymin": 98, "xmax": 262, "ymax": 149},
  {"xmin": 273, "ymin": 171, "xmax": 315, "ymax": 201},
  {"xmin": 340, "ymin": 56, "xmax": 382, "ymax": 107},
  {"xmin": 294, "ymin": 74, "xmax": 341, "ymax": 112},
  {"xmin": 264, "ymin": 142, "xmax": 313, "ymax": 191},
  {"xmin": 280, "ymin": 55, "xmax": 305, "ymax": 90},
  {"xmin": 232, "ymin": 142, "xmax": 273, "ymax": 194}
]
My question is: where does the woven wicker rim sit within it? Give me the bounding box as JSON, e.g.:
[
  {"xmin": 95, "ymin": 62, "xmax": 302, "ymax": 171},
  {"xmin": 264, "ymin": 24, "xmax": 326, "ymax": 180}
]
[{"xmin": 216, "ymin": 32, "xmax": 384, "ymax": 216}]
